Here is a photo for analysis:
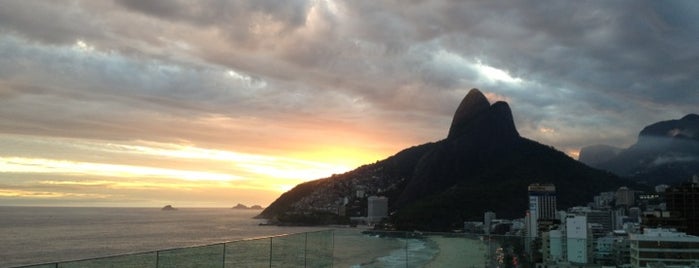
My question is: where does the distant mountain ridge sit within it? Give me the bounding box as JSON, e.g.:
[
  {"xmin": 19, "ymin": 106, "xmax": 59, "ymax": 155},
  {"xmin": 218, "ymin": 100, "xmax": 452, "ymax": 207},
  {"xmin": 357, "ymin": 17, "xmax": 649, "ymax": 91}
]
[
  {"xmin": 579, "ymin": 114, "xmax": 699, "ymax": 185},
  {"xmin": 577, "ymin": 144, "xmax": 623, "ymax": 166},
  {"xmin": 259, "ymin": 89, "xmax": 637, "ymax": 230}
]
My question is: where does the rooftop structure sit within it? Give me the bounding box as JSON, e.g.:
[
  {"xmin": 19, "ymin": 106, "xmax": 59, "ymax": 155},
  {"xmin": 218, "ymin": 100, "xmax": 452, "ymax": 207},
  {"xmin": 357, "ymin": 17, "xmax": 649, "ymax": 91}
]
[{"xmin": 629, "ymin": 228, "xmax": 699, "ymax": 268}]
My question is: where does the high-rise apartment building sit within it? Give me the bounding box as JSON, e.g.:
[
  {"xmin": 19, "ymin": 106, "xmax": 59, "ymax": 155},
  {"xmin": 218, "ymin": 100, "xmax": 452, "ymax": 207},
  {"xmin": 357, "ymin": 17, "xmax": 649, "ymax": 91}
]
[
  {"xmin": 665, "ymin": 181, "xmax": 699, "ymax": 236},
  {"xmin": 527, "ymin": 183, "xmax": 557, "ymax": 238},
  {"xmin": 569, "ymin": 206, "xmax": 613, "ymax": 234},
  {"xmin": 616, "ymin": 186, "xmax": 635, "ymax": 207},
  {"xmin": 530, "ymin": 183, "xmax": 557, "ymax": 219}
]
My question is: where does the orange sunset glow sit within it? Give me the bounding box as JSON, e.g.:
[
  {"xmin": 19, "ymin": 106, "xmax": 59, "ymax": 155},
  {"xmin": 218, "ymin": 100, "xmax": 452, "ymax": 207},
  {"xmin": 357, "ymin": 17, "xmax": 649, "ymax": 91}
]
[
  {"xmin": 0, "ymin": 132, "xmax": 403, "ymax": 207},
  {"xmin": 1, "ymin": 1, "xmax": 696, "ymax": 208}
]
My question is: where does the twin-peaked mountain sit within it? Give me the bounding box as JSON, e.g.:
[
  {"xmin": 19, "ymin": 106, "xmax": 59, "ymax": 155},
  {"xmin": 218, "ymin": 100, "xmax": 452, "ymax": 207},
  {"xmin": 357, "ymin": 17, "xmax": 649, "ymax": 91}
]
[
  {"xmin": 258, "ymin": 89, "xmax": 635, "ymax": 230},
  {"xmin": 579, "ymin": 114, "xmax": 699, "ymax": 185}
]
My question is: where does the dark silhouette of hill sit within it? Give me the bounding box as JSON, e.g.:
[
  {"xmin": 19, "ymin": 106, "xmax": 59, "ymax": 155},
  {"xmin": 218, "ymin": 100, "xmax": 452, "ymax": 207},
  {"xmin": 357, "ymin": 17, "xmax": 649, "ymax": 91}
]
[
  {"xmin": 259, "ymin": 89, "xmax": 637, "ymax": 230},
  {"xmin": 580, "ymin": 114, "xmax": 699, "ymax": 185},
  {"xmin": 255, "ymin": 142, "xmax": 435, "ymax": 220}
]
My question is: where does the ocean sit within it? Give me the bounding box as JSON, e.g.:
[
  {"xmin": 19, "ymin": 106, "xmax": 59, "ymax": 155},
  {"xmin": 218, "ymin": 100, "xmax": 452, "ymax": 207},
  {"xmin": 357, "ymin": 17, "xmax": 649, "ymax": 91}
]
[{"xmin": 0, "ymin": 207, "xmax": 437, "ymax": 267}]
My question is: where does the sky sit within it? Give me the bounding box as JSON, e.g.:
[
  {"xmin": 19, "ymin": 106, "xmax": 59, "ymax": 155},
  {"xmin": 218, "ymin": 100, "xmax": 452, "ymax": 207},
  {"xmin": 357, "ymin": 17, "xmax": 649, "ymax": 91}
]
[{"xmin": 0, "ymin": 1, "xmax": 697, "ymax": 207}]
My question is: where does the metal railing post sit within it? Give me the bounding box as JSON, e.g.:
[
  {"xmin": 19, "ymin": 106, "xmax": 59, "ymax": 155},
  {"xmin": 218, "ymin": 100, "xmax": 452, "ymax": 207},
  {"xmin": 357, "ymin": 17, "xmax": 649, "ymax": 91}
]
[
  {"xmin": 221, "ymin": 243, "xmax": 226, "ymax": 268},
  {"xmin": 304, "ymin": 232, "xmax": 308, "ymax": 267},
  {"xmin": 269, "ymin": 237, "xmax": 273, "ymax": 268},
  {"xmin": 331, "ymin": 230, "xmax": 335, "ymax": 268},
  {"xmin": 405, "ymin": 232, "xmax": 409, "ymax": 268}
]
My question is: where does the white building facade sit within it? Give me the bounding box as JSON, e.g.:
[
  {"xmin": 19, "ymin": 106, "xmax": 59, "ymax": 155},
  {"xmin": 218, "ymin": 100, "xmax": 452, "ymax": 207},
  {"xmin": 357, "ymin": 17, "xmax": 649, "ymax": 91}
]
[
  {"xmin": 566, "ymin": 215, "xmax": 591, "ymax": 265},
  {"xmin": 367, "ymin": 196, "xmax": 388, "ymax": 224}
]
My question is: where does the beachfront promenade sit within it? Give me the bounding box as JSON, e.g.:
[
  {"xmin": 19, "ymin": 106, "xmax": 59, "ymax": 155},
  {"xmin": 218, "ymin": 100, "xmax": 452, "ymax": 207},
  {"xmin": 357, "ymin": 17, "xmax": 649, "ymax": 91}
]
[{"xmin": 15, "ymin": 229, "xmax": 514, "ymax": 268}]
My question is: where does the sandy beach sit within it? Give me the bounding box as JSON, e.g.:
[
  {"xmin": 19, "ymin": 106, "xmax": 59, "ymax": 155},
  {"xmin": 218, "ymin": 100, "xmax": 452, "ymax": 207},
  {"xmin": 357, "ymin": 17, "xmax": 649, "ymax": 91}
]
[
  {"xmin": 425, "ymin": 236, "xmax": 487, "ymax": 268},
  {"xmin": 331, "ymin": 229, "xmax": 405, "ymax": 267}
]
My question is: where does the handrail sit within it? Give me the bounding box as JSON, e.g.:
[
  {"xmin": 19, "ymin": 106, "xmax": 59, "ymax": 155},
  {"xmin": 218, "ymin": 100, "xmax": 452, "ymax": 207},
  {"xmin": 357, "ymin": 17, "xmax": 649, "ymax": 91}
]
[
  {"xmin": 11, "ymin": 230, "xmax": 614, "ymax": 268},
  {"xmin": 13, "ymin": 229, "xmax": 335, "ymax": 268}
]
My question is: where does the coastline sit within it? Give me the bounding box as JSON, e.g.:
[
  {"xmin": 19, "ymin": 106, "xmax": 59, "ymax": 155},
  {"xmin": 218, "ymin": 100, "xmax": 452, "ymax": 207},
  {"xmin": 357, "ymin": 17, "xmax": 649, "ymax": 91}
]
[
  {"xmin": 332, "ymin": 229, "xmax": 438, "ymax": 267},
  {"xmin": 425, "ymin": 236, "xmax": 486, "ymax": 268},
  {"xmin": 332, "ymin": 228, "xmax": 405, "ymax": 267}
]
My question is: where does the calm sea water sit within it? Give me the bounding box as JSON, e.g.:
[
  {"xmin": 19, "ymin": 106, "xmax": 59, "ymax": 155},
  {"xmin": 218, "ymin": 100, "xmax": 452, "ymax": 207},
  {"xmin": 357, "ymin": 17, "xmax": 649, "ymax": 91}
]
[{"xmin": 0, "ymin": 207, "xmax": 436, "ymax": 267}]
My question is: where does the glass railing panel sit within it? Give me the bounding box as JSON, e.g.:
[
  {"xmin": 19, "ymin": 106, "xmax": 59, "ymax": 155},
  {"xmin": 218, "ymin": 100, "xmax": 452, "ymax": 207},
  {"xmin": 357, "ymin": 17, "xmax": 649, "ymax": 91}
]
[
  {"xmin": 224, "ymin": 237, "xmax": 271, "ymax": 268},
  {"xmin": 376, "ymin": 233, "xmax": 408, "ymax": 267},
  {"xmin": 422, "ymin": 233, "xmax": 486, "ymax": 268},
  {"xmin": 57, "ymin": 252, "xmax": 156, "ymax": 268},
  {"xmin": 16, "ymin": 231, "xmax": 569, "ymax": 268},
  {"xmin": 328, "ymin": 228, "xmax": 379, "ymax": 267},
  {"xmin": 156, "ymin": 244, "xmax": 223, "ymax": 268},
  {"xmin": 305, "ymin": 230, "xmax": 334, "ymax": 267},
  {"xmin": 337, "ymin": 230, "xmax": 407, "ymax": 268},
  {"xmin": 270, "ymin": 232, "xmax": 306, "ymax": 268}
]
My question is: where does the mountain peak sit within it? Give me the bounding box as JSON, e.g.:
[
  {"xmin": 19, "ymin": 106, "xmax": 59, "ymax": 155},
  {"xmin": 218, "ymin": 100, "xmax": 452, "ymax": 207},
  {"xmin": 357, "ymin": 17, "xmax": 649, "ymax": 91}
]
[
  {"xmin": 584, "ymin": 114, "xmax": 699, "ymax": 185},
  {"xmin": 447, "ymin": 89, "xmax": 518, "ymax": 140},
  {"xmin": 682, "ymin": 114, "xmax": 699, "ymax": 121},
  {"xmin": 639, "ymin": 114, "xmax": 699, "ymax": 140},
  {"xmin": 489, "ymin": 101, "xmax": 520, "ymax": 139},
  {"xmin": 448, "ymin": 89, "xmax": 490, "ymax": 138}
]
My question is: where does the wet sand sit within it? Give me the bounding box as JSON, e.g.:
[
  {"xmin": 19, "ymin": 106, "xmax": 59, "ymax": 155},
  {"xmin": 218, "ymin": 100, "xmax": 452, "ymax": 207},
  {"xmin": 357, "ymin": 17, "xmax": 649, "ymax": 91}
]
[{"xmin": 331, "ymin": 229, "xmax": 405, "ymax": 267}]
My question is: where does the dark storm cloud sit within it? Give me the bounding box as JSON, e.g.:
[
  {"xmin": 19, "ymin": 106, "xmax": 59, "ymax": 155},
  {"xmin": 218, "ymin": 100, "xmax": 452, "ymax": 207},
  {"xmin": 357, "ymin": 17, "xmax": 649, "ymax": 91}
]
[
  {"xmin": 0, "ymin": 1, "xmax": 104, "ymax": 44},
  {"xmin": 0, "ymin": 0, "xmax": 697, "ymax": 155},
  {"xmin": 116, "ymin": 0, "xmax": 310, "ymax": 27},
  {"xmin": 115, "ymin": 0, "xmax": 312, "ymax": 44}
]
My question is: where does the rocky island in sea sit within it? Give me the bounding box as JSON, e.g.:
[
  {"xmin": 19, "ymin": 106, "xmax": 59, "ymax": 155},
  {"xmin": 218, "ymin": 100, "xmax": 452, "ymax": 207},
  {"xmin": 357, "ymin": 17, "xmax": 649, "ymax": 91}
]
[
  {"xmin": 232, "ymin": 203, "xmax": 264, "ymax": 210},
  {"xmin": 161, "ymin": 205, "xmax": 177, "ymax": 211}
]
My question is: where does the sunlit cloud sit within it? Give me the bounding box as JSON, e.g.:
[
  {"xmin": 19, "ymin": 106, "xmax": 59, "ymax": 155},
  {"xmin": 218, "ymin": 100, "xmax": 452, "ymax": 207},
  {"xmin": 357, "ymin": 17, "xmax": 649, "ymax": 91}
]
[
  {"xmin": 226, "ymin": 69, "xmax": 267, "ymax": 89},
  {"xmin": 321, "ymin": 0, "xmax": 341, "ymax": 16},
  {"xmin": 566, "ymin": 149, "xmax": 580, "ymax": 159},
  {"xmin": 472, "ymin": 59, "xmax": 523, "ymax": 84},
  {"xmin": 36, "ymin": 179, "xmax": 225, "ymax": 191},
  {"xmin": 539, "ymin": 127, "xmax": 556, "ymax": 134},
  {"xmin": 430, "ymin": 50, "xmax": 524, "ymax": 86},
  {"xmin": 0, "ymin": 134, "xmax": 360, "ymax": 206},
  {"xmin": 74, "ymin": 39, "xmax": 94, "ymax": 52},
  {"xmin": 102, "ymin": 141, "xmax": 353, "ymax": 180},
  {"xmin": 0, "ymin": 189, "xmax": 110, "ymax": 199},
  {"xmin": 0, "ymin": 157, "xmax": 240, "ymax": 182},
  {"xmin": 0, "ymin": 134, "xmax": 365, "ymax": 195},
  {"xmin": 483, "ymin": 92, "xmax": 510, "ymax": 103}
]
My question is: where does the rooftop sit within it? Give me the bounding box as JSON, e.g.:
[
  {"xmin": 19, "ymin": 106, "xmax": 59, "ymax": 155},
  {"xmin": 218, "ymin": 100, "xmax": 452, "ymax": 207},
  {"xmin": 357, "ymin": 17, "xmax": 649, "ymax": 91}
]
[{"xmin": 630, "ymin": 228, "xmax": 699, "ymax": 242}]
